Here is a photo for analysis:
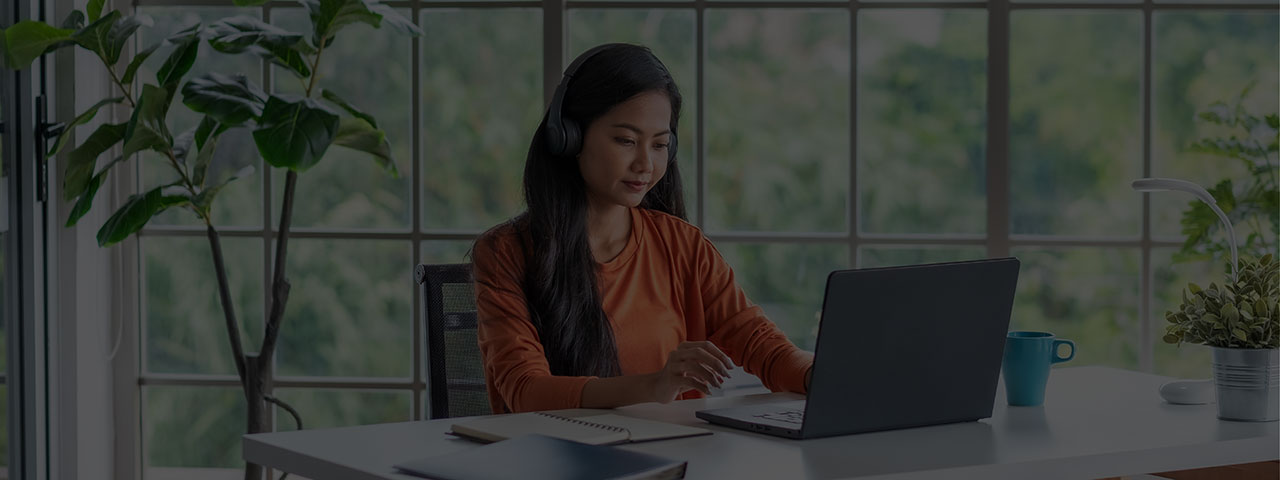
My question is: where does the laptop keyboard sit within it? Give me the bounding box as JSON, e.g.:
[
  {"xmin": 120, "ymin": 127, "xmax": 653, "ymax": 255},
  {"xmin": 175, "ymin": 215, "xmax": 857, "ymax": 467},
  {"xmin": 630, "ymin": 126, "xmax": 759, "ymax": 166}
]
[{"xmin": 754, "ymin": 409, "xmax": 805, "ymax": 425}]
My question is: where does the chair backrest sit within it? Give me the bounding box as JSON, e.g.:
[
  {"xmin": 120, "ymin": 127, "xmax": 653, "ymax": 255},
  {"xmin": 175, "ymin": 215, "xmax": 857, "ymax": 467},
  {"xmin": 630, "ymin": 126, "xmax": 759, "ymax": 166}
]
[{"xmin": 415, "ymin": 263, "xmax": 491, "ymax": 419}]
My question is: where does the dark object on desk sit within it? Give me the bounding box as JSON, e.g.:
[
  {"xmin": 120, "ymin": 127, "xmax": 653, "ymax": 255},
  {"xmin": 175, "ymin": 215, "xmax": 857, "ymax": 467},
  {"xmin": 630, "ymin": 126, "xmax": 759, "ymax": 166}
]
[
  {"xmin": 697, "ymin": 257, "xmax": 1021, "ymax": 440},
  {"xmin": 450, "ymin": 412, "xmax": 711, "ymax": 445},
  {"xmin": 416, "ymin": 263, "xmax": 492, "ymax": 419},
  {"xmin": 394, "ymin": 434, "xmax": 688, "ymax": 480}
]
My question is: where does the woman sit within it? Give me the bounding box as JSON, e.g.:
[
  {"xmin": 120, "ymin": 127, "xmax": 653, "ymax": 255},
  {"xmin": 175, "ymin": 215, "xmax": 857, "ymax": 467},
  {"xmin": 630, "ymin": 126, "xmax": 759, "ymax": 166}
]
[{"xmin": 472, "ymin": 43, "xmax": 813, "ymax": 413}]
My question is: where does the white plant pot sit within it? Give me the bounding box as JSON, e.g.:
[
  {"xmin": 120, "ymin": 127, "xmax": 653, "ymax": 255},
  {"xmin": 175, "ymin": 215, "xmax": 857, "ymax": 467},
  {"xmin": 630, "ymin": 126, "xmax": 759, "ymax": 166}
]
[{"xmin": 1211, "ymin": 347, "xmax": 1279, "ymax": 422}]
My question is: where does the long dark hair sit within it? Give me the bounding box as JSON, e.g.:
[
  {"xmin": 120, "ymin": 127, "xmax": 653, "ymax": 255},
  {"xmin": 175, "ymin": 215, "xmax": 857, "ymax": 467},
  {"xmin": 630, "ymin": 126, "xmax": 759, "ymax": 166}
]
[{"xmin": 515, "ymin": 44, "xmax": 685, "ymax": 377}]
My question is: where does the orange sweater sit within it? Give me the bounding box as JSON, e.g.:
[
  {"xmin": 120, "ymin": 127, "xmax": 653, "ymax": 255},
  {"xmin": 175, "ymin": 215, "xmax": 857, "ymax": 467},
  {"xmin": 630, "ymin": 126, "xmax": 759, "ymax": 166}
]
[{"xmin": 472, "ymin": 207, "xmax": 813, "ymax": 413}]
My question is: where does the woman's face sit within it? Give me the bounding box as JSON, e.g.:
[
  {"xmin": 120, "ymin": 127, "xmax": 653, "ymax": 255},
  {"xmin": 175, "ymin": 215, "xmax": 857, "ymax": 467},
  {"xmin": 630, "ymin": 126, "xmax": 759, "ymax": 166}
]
[{"xmin": 577, "ymin": 90, "xmax": 673, "ymax": 210}]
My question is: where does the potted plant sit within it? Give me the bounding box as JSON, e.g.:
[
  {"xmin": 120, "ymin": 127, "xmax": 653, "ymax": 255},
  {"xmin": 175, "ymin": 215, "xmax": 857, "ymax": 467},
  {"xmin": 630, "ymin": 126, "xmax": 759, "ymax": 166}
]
[
  {"xmin": 1141, "ymin": 90, "xmax": 1279, "ymax": 421},
  {"xmin": 2, "ymin": 0, "xmax": 419, "ymax": 476},
  {"xmin": 1163, "ymin": 254, "xmax": 1278, "ymax": 421}
]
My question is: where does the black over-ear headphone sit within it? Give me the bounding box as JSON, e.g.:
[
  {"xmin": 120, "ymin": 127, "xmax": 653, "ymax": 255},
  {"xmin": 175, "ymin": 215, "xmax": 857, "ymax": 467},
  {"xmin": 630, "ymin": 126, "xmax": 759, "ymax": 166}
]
[{"xmin": 544, "ymin": 43, "xmax": 678, "ymax": 162}]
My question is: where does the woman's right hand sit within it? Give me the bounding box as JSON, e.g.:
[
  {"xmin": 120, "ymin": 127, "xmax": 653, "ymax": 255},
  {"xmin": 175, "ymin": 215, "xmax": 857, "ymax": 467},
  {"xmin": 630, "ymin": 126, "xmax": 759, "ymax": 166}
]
[{"xmin": 650, "ymin": 341, "xmax": 734, "ymax": 403}]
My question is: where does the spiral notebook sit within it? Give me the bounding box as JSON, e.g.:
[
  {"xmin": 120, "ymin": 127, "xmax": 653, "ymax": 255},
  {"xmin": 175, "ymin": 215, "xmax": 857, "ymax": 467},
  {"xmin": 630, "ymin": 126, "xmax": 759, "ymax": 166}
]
[{"xmin": 449, "ymin": 412, "xmax": 711, "ymax": 445}]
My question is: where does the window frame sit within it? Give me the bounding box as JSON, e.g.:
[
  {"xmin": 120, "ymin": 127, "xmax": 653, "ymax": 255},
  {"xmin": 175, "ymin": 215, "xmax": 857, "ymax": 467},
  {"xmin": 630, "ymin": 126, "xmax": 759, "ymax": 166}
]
[{"xmin": 115, "ymin": 0, "xmax": 1278, "ymax": 477}]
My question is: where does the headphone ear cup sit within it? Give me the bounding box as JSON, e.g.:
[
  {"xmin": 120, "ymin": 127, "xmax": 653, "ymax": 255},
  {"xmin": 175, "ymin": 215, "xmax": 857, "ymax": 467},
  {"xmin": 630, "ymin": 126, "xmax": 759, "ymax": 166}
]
[
  {"xmin": 668, "ymin": 131, "xmax": 678, "ymax": 163},
  {"xmin": 562, "ymin": 118, "xmax": 583, "ymax": 157},
  {"xmin": 544, "ymin": 121, "xmax": 566, "ymax": 156}
]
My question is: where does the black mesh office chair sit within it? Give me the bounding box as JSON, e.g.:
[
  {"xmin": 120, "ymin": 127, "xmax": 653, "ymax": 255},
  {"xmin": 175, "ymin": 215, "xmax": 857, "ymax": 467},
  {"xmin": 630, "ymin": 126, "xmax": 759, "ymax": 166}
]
[{"xmin": 415, "ymin": 263, "xmax": 491, "ymax": 419}]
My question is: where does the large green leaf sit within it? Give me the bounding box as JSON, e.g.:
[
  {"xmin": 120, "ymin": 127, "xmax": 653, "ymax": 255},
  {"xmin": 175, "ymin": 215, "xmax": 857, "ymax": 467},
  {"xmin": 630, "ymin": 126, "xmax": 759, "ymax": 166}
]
[
  {"xmin": 301, "ymin": 0, "xmax": 381, "ymax": 47},
  {"xmin": 69, "ymin": 11, "xmax": 119, "ymax": 63},
  {"xmin": 65, "ymin": 155, "xmax": 126, "ymax": 227},
  {"xmin": 156, "ymin": 24, "xmax": 201, "ymax": 88},
  {"xmin": 193, "ymin": 115, "xmax": 229, "ymax": 152},
  {"xmin": 193, "ymin": 165, "xmax": 255, "ymax": 211},
  {"xmin": 172, "ymin": 127, "xmax": 196, "ymax": 163},
  {"xmin": 2, "ymin": 21, "xmax": 76, "ymax": 70},
  {"xmin": 192, "ymin": 122, "xmax": 223, "ymax": 186},
  {"xmin": 87, "ymin": 0, "xmax": 106, "ymax": 22},
  {"xmin": 181, "ymin": 73, "xmax": 267, "ymax": 126},
  {"xmin": 63, "ymin": 122, "xmax": 127, "ymax": 201},
  {"xmin": 122, "ymin": 84, "xmax": 173, "ymax": 157},
  {"xmin": 207, "ymin": 16, "xmax": 312, "ymax": 78},
  {"xmin": 46, "ymin": 96, "xmax": 125, "ymax": 159},
  {"xmin": 66, "ymin": 172, "xmax": 105, "ymax": 227},
  {"xmin": 207, "ymin": 17, "xmax": 309, "ymax": 53},
  {"xmin": 97, "ymin": 184, "xmax": 191, "ymax": 247},
  {"xmin": 70, "ymin": 11, "xmax": 156, "ymax": 65},
  {"xmin": 252, "ymin": 94, "xmax": 340, "ymax": 171},
  {"xmin": 121, "ymin": 41, "xmax": 161, "ymax": 85},
  {"xmin": 366, "ymin": 3, "xmax": 422, "ymax": 37},
  {"xmin": 60, "ymin": 11, "xmax": 86, "ymax": 30},
  {"xmin": 320, "ymin": 88, "xmax": 376, "ymax": 128},
  {"xmin": 103, "ymin": 14, "xmax": 152, "ymax": 64},
  {"xmin": 332, "ymin": 116, "xmax": 397, "ymax": 177}
]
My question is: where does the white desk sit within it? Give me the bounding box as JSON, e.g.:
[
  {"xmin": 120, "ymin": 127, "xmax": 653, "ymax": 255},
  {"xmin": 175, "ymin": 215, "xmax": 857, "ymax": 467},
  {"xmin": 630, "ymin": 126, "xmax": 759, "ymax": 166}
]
[{"xmin": 243, "ymin": 367, "xmax": 1279, "ymax": 479}]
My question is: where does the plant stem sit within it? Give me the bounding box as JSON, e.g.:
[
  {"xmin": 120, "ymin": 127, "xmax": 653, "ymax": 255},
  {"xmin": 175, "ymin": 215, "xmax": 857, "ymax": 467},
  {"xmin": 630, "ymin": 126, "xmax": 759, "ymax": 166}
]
[
  {"xmin": 259, "ymin": 170, "xmax": 298, "ymax": 371},
  {"xmin": 304, "ymin": 36, "xmax": 328, "ymax": 98},
  {"xmin": 104, "ymin": 64, "xmax": 136, "ymax": 108},
  {"xmin": 164, "ymin": 148, "xmax": 197, "ymax": 191},
  {"xmin": 244, "ymin": 354, "xmax": 267, "ymax": 480},
  {"xmin": 205, "ymin": 222, "xmax": 249, "ymax": 387}
]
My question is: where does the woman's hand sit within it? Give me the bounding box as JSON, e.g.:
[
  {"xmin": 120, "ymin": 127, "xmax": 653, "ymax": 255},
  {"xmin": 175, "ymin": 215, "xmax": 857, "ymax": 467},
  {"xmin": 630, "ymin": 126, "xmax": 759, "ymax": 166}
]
[{"xmin": 650, "ymin": 341, "xmax": 734, "ymax": 403}]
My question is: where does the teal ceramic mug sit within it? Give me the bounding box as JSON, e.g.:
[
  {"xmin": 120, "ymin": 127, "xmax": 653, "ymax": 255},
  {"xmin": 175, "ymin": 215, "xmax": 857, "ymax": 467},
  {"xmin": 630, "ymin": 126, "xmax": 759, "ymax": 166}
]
[{"xmin": 1002, "ymin": 331, "xmax": 1075, "ymax": 406}]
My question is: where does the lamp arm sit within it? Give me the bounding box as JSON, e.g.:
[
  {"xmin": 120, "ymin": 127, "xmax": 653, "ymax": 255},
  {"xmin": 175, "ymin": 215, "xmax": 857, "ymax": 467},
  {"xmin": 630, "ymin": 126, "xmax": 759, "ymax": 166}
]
[{"xmin": 1204, "ymin": 201, "xmax": 1240, "ymax": 284}]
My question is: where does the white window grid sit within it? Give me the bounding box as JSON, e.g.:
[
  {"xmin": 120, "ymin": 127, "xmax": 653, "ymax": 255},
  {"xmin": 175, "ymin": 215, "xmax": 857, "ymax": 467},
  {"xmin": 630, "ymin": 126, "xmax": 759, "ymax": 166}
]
[{"xmin": 125, "ymin": 0, "xmax": 1275, "ymax": 440}]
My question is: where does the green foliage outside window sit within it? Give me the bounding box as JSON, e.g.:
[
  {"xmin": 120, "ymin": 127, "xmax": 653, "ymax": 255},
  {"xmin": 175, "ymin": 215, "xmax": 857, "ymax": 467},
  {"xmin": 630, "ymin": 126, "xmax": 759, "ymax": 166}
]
[{"xmin": 1173, "ymin": 90, "xmax": 1278, "ymax": 266}]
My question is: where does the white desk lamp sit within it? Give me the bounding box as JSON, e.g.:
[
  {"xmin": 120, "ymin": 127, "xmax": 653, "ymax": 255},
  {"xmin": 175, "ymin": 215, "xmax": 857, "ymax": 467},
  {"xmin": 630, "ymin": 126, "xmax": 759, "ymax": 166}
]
[
  {"xmin": 1131, "ymin": 177, "xmax": 1239, "ymax": 283},
  {"xmin": 1133, "ymin": 177, "xmax": 1240, "ymax": 405}
]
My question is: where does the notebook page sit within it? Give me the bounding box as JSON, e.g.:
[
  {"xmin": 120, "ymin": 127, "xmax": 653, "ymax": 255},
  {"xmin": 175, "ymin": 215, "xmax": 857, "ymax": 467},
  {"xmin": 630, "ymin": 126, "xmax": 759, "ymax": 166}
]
[
  {"xmin": 450, "ymin": 412, "xmax": 630, "ymax": 445},
  {"xmin": 580, "ymin": 414, "xmax": 711, "ymax": 442}
]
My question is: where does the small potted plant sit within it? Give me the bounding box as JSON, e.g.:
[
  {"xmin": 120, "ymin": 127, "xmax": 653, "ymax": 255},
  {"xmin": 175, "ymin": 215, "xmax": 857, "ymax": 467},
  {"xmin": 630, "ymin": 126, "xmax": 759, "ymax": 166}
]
[{"xmin": 1163, "ymin": 254, "xmax": 1279, "ymax": 421}]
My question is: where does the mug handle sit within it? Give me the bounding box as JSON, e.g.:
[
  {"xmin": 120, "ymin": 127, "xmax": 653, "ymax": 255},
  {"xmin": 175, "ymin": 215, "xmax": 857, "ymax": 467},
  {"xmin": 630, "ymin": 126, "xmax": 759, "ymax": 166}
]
[{"xmin": 1051, "ymin": 339, "xmax": 1075, "ymax": 364}]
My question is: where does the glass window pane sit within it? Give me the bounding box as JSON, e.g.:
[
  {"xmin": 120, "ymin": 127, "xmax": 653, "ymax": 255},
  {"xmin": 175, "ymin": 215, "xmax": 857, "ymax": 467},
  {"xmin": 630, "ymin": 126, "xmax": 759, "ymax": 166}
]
[
  {"xmin": 273, "ymin": 388, "xmax": 411, "ymax": 430},
  {"xmin": 1152, "ymin": 12, "xmax": 1278, "ymax": 254},
  {"xmin": 568, "ymin": 9, "xmax": 698, "ymax": 210},
  {"xmin": 716, "ymin": 242, "xmax": 848, "ymax": 350},
  {"xmin": 1010, "ymin": 247, "xmax": 1140, "ymax": 369},
  {"xmin": 271, "ymin": 8, "xmax": 413, "ymax": 229},
  {"xmin": 137, "ymin": 7, "xmax": 264, "ymax": 228},
  {"xmin": 858, "ymin": 10, "xmax": 986, "ymax": 235},
  {"xmin": 421, "ymin": 9, "xmax": 542, "ymax": 231},
  {"xmin": 1153, "ymin": 247, "xmax": 1224, "ymax": 379},
  {"xmin": 706, "ymin": 10, "xmax": 850, "ymax": 233},
  {"xmin": 858, "ymin": 246, "xmax": 987, "ymax": 268},
  {"xmin": 421, "ymin": 240, "xmax": 475, "ymax": 266},
  {"xmin": 144, "ymin": 386, "xmax": 244, "ymax": 472},
  {"xmin": 278, "ymin": 239, "xmax": 412, "ymax": 378},
  {"xmin": 1010, "ymin": 11, "xmax": 1141, "ymax": 237},
  {"xmin": 144, "ymin": 236, "xmax": 263, "ymax": 375}
]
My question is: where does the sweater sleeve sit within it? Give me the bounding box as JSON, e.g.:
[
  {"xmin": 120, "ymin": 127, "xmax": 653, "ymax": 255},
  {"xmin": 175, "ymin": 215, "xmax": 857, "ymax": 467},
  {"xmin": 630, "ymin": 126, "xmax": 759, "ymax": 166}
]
[
  {"xmin": 696, "ymin": 236, "xmax": 813, "ymax": 394},
  {"xmin": 472, "ymin": 233, "xmax": 595, "ymax": 412}
]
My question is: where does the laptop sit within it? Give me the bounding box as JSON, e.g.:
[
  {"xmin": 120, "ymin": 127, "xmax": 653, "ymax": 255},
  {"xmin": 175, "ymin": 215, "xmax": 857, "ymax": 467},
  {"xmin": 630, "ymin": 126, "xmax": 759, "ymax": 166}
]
[{"xmin": 696, "ymin": 257, "xmax": 1020, "ymax": 440}]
